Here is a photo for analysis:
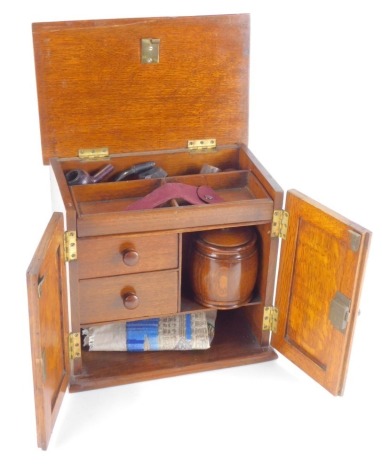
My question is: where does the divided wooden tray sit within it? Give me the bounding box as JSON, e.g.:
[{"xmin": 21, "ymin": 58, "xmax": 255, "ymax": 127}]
[{"xmin": 52, "ymin": 145, "xmax": 275, "ymax": 236}]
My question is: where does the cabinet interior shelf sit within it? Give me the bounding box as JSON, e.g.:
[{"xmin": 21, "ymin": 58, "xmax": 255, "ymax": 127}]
[{"xmin": 71, "ymin": 310, "xmax": 277, "ymax": 392}]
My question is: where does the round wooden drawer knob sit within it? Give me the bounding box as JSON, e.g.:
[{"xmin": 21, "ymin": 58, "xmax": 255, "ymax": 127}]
[
  {"xmin": 123, "ymin": 292, "xmax": 140, "ymax": 309},
  {"xmin": 122, "ymin": 249, "xmax": 139, "ymax": 266}
]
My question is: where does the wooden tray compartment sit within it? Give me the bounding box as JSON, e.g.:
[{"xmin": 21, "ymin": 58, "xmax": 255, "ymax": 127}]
[
  {"xmin": 56, "ymin": 145, "xmax": 242, "ymax": 178},
  {"xmin": 57, "ymin": 149, "xmax": 274, "ymax": 237},
  {"xmin": 71, "ymin": 170, "xmax": 268, "ymax": 213}
]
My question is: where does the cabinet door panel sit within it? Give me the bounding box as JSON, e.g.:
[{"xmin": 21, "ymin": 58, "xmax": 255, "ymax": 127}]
[
  {"xmin": 27, "ymin": 213, "xmax": 69, "ymax": 449},
  {"xmin": 272, "ymin": 190, "xmax": 371, "ymax": 395}
]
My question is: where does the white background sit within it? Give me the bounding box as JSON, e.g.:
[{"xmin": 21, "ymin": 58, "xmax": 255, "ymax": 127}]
[{"xmin": 1, "ymin": 0, "xmax": 381, "ymax": 467}]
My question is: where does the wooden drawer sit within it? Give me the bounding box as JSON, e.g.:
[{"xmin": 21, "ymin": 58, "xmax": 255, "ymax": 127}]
[
  {"xmin": 79, "ymin": 270, "xmax": 179, "ymax": 324},
  {"xmin": 77, "ymin": 233, "xmax": 178, "ymax": 279}
]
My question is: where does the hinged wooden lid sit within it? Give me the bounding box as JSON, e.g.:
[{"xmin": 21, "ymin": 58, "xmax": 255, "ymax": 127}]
[{"xmin": 32, "ymin": 14, "xmax": 250, "ymax": 164}]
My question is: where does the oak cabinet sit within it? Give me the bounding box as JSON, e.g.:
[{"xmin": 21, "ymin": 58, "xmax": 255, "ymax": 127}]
[{"xmin": 27, "ymin": 14, "xmax": 371, "ymax": 450}]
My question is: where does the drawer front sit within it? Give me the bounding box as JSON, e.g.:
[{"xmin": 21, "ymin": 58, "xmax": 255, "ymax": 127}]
[
  {"xmin": 77, "ymin": 233, "xmax": 178, "ymax": 279},
  {"xmin": 79, "ymin": 271, "xmax": 179, "ymax": 324}
]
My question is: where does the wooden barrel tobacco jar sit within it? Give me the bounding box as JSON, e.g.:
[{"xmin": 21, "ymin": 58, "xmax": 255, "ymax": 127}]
[{"xmin": 190, "ymin": 227, "xmax": 259, "ymax": 309}]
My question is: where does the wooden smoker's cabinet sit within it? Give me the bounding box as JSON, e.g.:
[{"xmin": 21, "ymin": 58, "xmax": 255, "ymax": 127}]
[{"xmin": 27, "ymin": 14, "xmax": 371, "ymax": 450}]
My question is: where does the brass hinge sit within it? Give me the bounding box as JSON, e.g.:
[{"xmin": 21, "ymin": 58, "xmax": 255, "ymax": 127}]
[
  {"xmin": 69, "ymin": 332, "xmax": 81, "ymax": 360},
  {"xmin": 188, "ymin": 139, "xmax": 217, "ymax": 151},
  {"xmin": 78, "ymin": 147, "xmax": 109, "ymax": 161},
  {"xmin": 263, "ymin": 306, "xmax": 279, "ymax": 333},
  {"xmin": 64, "ymin": 231, "xmax": 77, "ymax": 262},
  {"xmin": 271, "ymin": 210, "xmax": 289, "ymax": 240}
]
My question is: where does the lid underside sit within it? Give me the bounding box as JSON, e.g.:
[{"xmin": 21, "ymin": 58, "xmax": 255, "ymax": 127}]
[{"xmin": 32, "ymin": 14, "xmax": 250, "ymax": 163}]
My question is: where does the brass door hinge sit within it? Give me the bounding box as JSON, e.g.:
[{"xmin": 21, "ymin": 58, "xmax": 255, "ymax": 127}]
[
  {"xmin": 263, "ymin": 306, "xmax": 279, "ymax": 333},
  {"xmin": 69, "ymin": 332, "xmax": 81, "ymax": 360},
  {"xmin": 271, "ymin": 210, "xmax": 289, "ymax": 240},
  {"xmin": 64, "ymin": 231, "xmax": 77, "ymax": 262},
  {"xmin": 78, "ymin": 147, "xmax": 109, "ymax": 161},
  {"xmin": 188, "ymin": 139, "xmax": 217, "ymax": 151}
]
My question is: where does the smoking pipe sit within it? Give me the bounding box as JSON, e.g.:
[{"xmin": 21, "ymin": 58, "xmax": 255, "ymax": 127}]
[
  {"xmin": 113, "ymin": 161, "xmax": 156, "ymax": 181},
  {"xmin": 65, "ymin": 164, "xmax": 114, "ymax": 186}
]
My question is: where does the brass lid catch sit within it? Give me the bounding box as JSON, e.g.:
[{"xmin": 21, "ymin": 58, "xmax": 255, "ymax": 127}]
[
  {"xmin": 141, "ymin": 38, "xmax": 160, "ymax": 64},
  {"xmin": 329, "ymin": 292, "xmax": 351, "ymax": 332}
]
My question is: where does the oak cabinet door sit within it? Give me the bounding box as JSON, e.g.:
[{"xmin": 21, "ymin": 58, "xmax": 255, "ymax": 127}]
[
  {"xmin": 27, "ymin": 212, "xmax": 69, "ymax": 449},
  {"xmin": 272, "ymin": 190, "xmax": 371, "ymax": 395}
]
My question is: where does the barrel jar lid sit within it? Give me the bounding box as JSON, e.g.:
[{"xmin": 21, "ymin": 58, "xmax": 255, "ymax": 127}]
[{"xmin": 198, "ymin": 227, "xmax": 257, "ymax": 248}]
